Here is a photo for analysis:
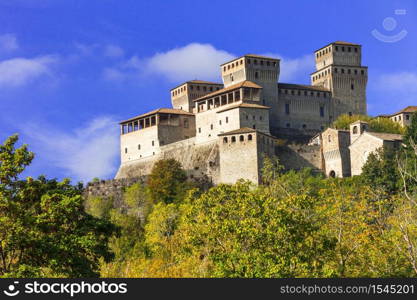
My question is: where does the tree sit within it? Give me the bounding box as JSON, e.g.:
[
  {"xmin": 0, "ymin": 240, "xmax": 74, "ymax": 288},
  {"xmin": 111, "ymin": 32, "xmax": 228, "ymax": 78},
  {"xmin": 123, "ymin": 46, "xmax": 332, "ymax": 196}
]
[
  {"xmin": 0, "ymin": 135, "xmax": 117, "ymax": 277},
  {"xmin": 332, "ymin": 114, "xmax": 403, "ymax": 134},
  {"xmin": 147, "ymin": 159, "xmax": 189, "ymax": 204},
  {"xmin": 361, "ymin": 148, "xmax": 401, "ymax": 194}
]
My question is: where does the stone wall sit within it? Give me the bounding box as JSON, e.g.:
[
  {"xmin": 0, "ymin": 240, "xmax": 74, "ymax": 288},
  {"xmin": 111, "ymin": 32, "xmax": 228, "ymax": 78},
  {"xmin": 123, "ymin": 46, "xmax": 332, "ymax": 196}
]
[
  {"xmin": 85, "ymin": 177, "xmax": 144, "ymax": 208},
  {"xmin": 275, "ymin": 142, "xmax": 322, "ymax": 173}
]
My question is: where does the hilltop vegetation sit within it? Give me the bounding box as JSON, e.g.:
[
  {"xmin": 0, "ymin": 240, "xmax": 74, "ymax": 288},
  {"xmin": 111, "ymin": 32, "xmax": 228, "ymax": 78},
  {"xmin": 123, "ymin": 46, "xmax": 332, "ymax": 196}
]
[
  {"xmin": 332, "ymin": 113, "xmax": 404, "ymax": 134},
  {"xmin": 1, "ymin": 115, "xmax": 417, "ymax": 278}
]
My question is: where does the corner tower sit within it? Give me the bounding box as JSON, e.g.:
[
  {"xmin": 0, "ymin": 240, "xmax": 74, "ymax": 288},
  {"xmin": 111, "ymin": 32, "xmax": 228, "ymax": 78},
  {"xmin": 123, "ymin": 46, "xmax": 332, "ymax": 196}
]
[
  {"xmin": 311, "ymin": 41, "xmax": 368, "ymax": 120},
  {"xmin": 220, "ymin": 55, "xmax": 280, "ymax": 119}
]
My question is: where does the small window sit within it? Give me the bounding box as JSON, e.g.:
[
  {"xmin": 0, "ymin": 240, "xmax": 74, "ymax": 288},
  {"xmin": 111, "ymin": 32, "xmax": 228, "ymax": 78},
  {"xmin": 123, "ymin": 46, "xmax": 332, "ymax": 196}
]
[
  {"xmin": 248, "ymin": 134, "xmax": 252, "ymax": 141},
  {"xmin": 226, "ymin": 117, "xmax": 229, "ymax": 123},
  {"xmin": 361, "ymin": 70, "xmax": 365, "ymax": 75},
  {"xmin": 302, "ymin": 124, "xmax": 307, "ymax": 129},
  {"xmin": 285, "ymin": 103, "xmax": 290, "ymax": 115},
  {"xmin": 125, "ymin": 148, "xmax": 128, "ymax": 154},
  {"xmin": 320, "ymin": 106, "xmax": 324, "ymax": 117},
  {"xmin": 198, "ymin": 128, "xmax": 201, "ymax": 133},
  {"xmin": 184, "ymin": 118, "xmax": 189, "ymax": 128},
  {"xmin": 210, "ymin": 124, "xmax": 213, "ymax": 130},
  {"xmin": 351, "ymin": 84, "xmax": 354, "ymax": 90},
  {"xmin": 138, "ymin": 144, "xmax": 141, "ymax": 150},
  {"xmin": 255, "ymin": 71, "xmax": 259, "ymax": 79},
  {"xmin": 152, "ymin": 140, "xmax": 154, "ymax": 146},
  {"xmin": 219, "ymin": 120, "xmax": 222, "ymax": 125},
  {"xmin": 223, "ymin": 137, "xmax": 228, "ymax": 143},
  {"xmin": 406, "ymin": 114, "xmax": 410, "ymax": 120},
  {"xmin": 252, "ymin": 124, "xmax": 256, "ymax": 129},
  {"xmin": 328, "ymin": 135, "xmax": 331, "ymax": 142},
  {"xmin": 335, "ymin": 46, "xmax": 339, "ymax": 51},
  {"xmin": 239, "ymin": 135, "xmax": 244, "ymax": 142},
  {"xmin": 349, "ymin": 112, "xmax": 353, "ymax": 116},
  {"xmin": 353, "ymin": 126, "xmax": 358, "ymax": 134},
  {"xmin": 260, "ymin": 116, "xmax": 263, "ymax": 121},
  {"xmin": 231, "ymin": 136, "xmax": 236, "ymax": 143},
  {"xmin": 286, "ymin": 123, "xmax": 290, "ymax": 128}
]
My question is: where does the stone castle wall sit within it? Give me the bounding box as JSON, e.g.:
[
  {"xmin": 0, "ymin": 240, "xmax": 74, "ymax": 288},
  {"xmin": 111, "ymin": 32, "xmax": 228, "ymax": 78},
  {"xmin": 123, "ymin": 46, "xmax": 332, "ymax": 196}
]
[{"xmin": 275, "ymin": 142, "xmax": 322, "ymax": 173}]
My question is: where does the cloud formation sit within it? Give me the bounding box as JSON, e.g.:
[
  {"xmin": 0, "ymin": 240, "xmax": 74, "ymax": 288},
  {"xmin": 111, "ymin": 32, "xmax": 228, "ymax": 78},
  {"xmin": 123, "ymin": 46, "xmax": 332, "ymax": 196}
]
[
  {"xmin": 22, "ymin": 116, "xmax": 120, "ymax": 183},
  {"xmin": 103, "ymin": 43, "xmax": 235, "ymax": 82},
  {"xmin": 0, "ymin": 56, "xmax": 57, "ymax": 87},
  {"xmin": 0, "ymin": 34, "xmax": 19, "ymax": 52},
  {"xmin": 102, "ymin": 43, "xmax": 314, "ymax": 84},
  {"xmin": 378, "ymin": 72, "xmax": 417, "ymax": 92},
  {"xmin": 104, "ymin": 44, "xmax": 124, "ymax": 58}
]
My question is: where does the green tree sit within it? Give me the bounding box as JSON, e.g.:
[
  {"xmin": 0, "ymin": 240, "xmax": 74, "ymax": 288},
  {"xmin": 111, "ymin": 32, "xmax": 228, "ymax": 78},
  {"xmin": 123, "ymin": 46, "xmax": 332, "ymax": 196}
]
[
  {"xmin": 361, "ymin": 148, "xmax": 401, "ymax": 194},
  {"xmin": 147, "ymin": 159, "xmax": 189, "ymax": 204},
  {"xmin": 332, "ymin": 114, "xmax": 403, "ymax": 134},
  {"xmin": 0, "ymin": 135, "xmax": 117, "ymax": 277}
]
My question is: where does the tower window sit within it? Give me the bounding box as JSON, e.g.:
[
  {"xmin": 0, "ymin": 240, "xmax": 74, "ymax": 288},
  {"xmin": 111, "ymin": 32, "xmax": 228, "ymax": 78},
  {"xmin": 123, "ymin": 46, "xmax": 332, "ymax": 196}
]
[
  {"xmin": 138, "ymin": 144, "xmax": 141, "ymax": 150},
  {"xmin": 219, "ymin": 120, "xmax": 222, "ymax": 125},
  {"xmin": 361, "ymin": 70, "xmax": 365, "ymax": 75},
  {"xmin": 226, "ymin": 117, "xmax": 229, "ymax": 123},
  {"xmin": 247, "ymin": 59, "xmax": 251, "ymax": 64},
  {"xmin": 320, "ymin": 106, "xmax": 324, "ymax": 117},
  {"xmin": 152, "ymin": 140, "xmax": 154, "ymax": 146},
  {"xmin": 285, "ymin": 103, "xmax": 290, "ymax": 115},
  {"xmin": 231, "ymin": 136, "xmax": 236, "ymax": 143},
  {"xmin": 349, "ymin": 112, "xmax": 352, "ymax": 116},
  {"xmin": 335, "ymin": 46, "xmax": 339, "ymax": 51},
  {"xmin": 348, "ymin": 47, "xmax": 351, "ymax": 52},
  {"xmin": 223, "ymin": 137, "xmax": 228, "ymax": 143},
  {"xmin": 348, "ymin": 69, "xmax": 351, "ymax": 74},
  {"xmin": 341, "ymin": 69, "xmax": 345, "ymax": 74},
  {"xmin": 254, "ymin": 59, "xmax": 258, "ymax": 65},
  {"xmin": 353, "ymin": 126, "xmax": 358, "ymax": 134},
  {"xmin": 248, "ymin": 134, "xmax": 252, "ymax": 141},
  {"xmin": 239, "ymin": 135, "xmax": 244, "ymax": 141},
  {"xmin": 342, "ymin": 46, "xmax": 345, "ymax": 51},
  {"xmin": 354, "ymin": 70, "xmax": 358, "ymax": 75},
  {"xmin": 286, "ymin": 123, "xmax": 290, "ymax": 128},
  {"xmin": 355, "ymin": 47, "xmax": 358, "ymax": 52},
  {"xmin": 125, "ymin": 148, "xmax": 128, "ymax": 154},
  {"xmin": 255, "ymin": 71, "xmax": 259, "ymax": 79},
  {"xmin": 302, "ymin": 124, "xmax": 307, "ymax": 129},
  {"xmin": 260, "ymin": 60, "xmax": 264, "ymax": 65},
  {"xmin": 210, "ymin": 124, "xmax": 213, "ymax": 130},
  {"xmin": 351, "ymin": 84, "xmax": 354, "ymax": 90},
  {"xmin": 198, "ymin": 128, "xmax": 201, "ymax": 133},
  {"xmin": 406, "ymin": 114, "xmax": 410, "ymax": 120}
]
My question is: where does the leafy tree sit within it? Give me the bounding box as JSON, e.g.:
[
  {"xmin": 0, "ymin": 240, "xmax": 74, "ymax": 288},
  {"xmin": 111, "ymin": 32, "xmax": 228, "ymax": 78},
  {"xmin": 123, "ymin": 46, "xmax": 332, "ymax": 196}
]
[
  {"xmin": 332, "ymin": 114, "xmax": 403, "ymax": 134},
  {"xmin": 0, "ymin": 135, "xmax": 117, "ymax": 277},
  {"xmin": 147, "ymin": 159, "xmax": 189, "ymax": 204},
  {"xmin": 361, "ymin": 148, "xmax": 401, "ymax": 194}
]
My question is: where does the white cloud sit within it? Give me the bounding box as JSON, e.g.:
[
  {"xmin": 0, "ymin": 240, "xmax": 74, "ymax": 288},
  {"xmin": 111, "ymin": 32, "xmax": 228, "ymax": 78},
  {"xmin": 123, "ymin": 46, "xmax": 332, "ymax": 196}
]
[
  {"xmin": 104, "ymin": 44, "xmax": 124, "ymax": 58},
  {"xmin": 103, "ymin": 43, "xmax": 235, "ymax": 82},
  {"xmin": 0, "ymin": 56, "xmax": 57, "ymax": 87},
  {"xmin": 261, "ymin": 53, "xmax": 314, "ymax": 82},
  {"xmin": 0, "ymin": 34, "xmax": 19, "ymax": 52},
  {"xmin": 22, "ymin": 116, "xmax": 120, "ymax": 183},
  {"xmin": 146, "ymin": 43, "xmax": 235, "ymax": 81}
]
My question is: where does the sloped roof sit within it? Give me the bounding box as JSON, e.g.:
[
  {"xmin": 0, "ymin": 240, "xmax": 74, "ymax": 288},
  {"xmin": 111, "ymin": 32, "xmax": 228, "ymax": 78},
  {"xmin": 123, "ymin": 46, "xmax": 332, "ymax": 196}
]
[
  {"xmin": 216, "ymin": 103, "xmax": 270, "ymax": 113},
  {"xmin": 120, "ymin": 108, "xmax": 193, "ymax": 124},
  {"xmin": 393, "ymin": 106, "xmax": 417, "ymax": 115},
  {"xmin": 366, "ymin": 132, "xmax": 403, "ymax": 142},
  {"xmin": 278, "ymin": 83, "xmax": 330, "ymax": 92},
  {"xmin": 193, "ymin": 80, "xmax": 262, "ymax": 102}
]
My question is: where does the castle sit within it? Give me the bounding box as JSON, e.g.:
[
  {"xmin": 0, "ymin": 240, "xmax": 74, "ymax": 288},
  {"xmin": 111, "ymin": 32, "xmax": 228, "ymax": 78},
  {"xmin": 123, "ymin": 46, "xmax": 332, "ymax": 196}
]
[{"xmin": 115, "ymin": 41, "xmax": 370, "ymax": 184}]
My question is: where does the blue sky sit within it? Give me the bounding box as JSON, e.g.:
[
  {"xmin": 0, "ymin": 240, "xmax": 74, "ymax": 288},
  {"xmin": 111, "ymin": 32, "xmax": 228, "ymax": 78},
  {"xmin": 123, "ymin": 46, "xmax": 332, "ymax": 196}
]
[{"xmin": 0, "ymin": 0, "xmax": 416, "ymax": 183}]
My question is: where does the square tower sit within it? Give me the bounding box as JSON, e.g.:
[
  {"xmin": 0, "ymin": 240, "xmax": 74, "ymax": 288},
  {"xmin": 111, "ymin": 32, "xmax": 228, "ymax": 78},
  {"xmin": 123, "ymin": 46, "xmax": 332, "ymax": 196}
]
[
  {"xmin": 311, "ymin": 42, "xmax": 368, "ymax": 119},
  {"xmin": 170, "ymin": 80, "xmax": 223, "ymax": 112},
  {"xmin": 220, "ymin": 55, "xmax": 280, "ymax": 122}
]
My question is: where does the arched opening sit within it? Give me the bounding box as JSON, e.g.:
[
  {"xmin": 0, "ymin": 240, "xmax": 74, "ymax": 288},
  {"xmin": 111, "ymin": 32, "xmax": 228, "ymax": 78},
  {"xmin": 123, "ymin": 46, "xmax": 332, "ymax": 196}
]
[
  {"xmin": 231, "ymin": 136, "xmax": 236, "ymax": 143},
  {"xmin": 248, "ymin": 134, "xmax": 252, "ymax": 141},
  {"xmin": 353, "ymin": 126, "xmax": 358, "ymax": 134},
  {"xmin": 239, "ymin": 135, "xmax": 244, "ymax": 142},
  {"xmin": 329, "ymin": 170, "xmax": 336, "ymax": 178},
  {"xmin": 223, "ymin": 137, "xmax": 228, "ymax": 143}
]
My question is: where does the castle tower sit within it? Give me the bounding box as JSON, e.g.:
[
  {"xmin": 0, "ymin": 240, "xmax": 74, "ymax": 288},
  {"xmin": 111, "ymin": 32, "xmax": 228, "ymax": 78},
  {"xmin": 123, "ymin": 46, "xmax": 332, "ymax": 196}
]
[
  {"xmin": 350, "ymin": 120, "xmax": 369, "ymax": 144},
  {"xmin": 170, "ymin": 80, "xmax": 223, "ymax": 113},
  {"xmin": 311, "ymin": 41, "xmax": 368, "ymax": 120},
  {"xmin": 220, "ymin": 55, "xmax": 280, "ymax": 120}
]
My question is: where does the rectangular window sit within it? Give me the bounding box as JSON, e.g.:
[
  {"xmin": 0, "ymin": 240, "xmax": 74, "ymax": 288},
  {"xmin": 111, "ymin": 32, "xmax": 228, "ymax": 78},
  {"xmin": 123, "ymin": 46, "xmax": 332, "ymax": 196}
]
[
  {"xmin": 285, "ymin": 103, "xmax": 290, "ymax": 115},
  {"xmin": 133, "ymin": 121, "xmax": 138, "ymax": 131},
  {"xmin": 184, "ymin": 118, "xmax": 189, "ymax": 128},
  {"xmin": 226, "ymin": 117, "xmax": 229, "ymax": 123},
  {"xmin": 198, "ymin": 128, "xmax": 201, "ymax": 133},
  {"xmin": 320, "ymin": 106, "xmax": 324, "ymax": 117}
]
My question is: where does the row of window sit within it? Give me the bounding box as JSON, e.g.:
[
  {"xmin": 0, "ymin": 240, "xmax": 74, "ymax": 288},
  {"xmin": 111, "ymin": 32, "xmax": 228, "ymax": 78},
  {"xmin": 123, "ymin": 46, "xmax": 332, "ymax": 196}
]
[
  {"xmin": 223, "ymin": 58, "xmax": 277, "ymax": 72},
  {"xmin": 316, "ymin": 45, "xmax": 359, "ymax": 58},
  {"xmin": 172, "ymin": 85, "xmax": 222, "ymax": 97},
  {"xmin": 393, "ymin": 114, "xmax": 410, "ymax": 122},
  {"xmin": 198, "ymin": 117, "xmax": 229, "ymax": 134},
  {"xmin": 121, "ymin": 116, "xmax": 157, "ymax": 134},
  {"xmin": 312, "ymin": 68, "xmax": 365, "ymax": 82},
  {"xmin": 223, "ymin": 134, "xmax": 253, "ymax": 143},
  {"xmin": 284, "ymin": 103, "xmax": 325, "ymax": 117},
  {"xmin": 279, "ymin": 89, "xmax": 330, "ymax": 98}
]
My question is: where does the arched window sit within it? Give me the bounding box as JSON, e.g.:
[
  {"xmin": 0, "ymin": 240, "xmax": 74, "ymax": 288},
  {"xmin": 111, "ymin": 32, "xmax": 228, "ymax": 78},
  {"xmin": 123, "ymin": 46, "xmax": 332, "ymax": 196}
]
[
  {"xmin": 329, "ymin": 170, "xmax": 336, "ymax": 178},
  {"xmin": 223, "ymin": 137, "xmax": 228, "ymax": 143},
  {"xmin": 239, "ymin": 135, "xmax": 244, "ymax": 142},
  {"xmin": 248, "ymin": 134, "xmax": 253, "ymax": 141},
  {"xmin": 231, "ymin": 136, "xmax": 236, "ymax": 143},
  {"xmin": 353, "ymin": 126, "xmax": 358, "ymax": 134}
]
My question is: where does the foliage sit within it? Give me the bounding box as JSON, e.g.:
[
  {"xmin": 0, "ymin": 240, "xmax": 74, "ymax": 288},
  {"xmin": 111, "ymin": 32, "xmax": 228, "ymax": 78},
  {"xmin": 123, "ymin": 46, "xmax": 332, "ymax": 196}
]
[
  {"xmin": 332, "ymin": 114, "xmax": 404, "ymax": 134},
  {"xmin": 147, "ymin": 159, "xmax": 189, "ymax": 204},
  {"xmin": 0, "ymin": 135, "xmax": 117, "ymax": 277}
]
